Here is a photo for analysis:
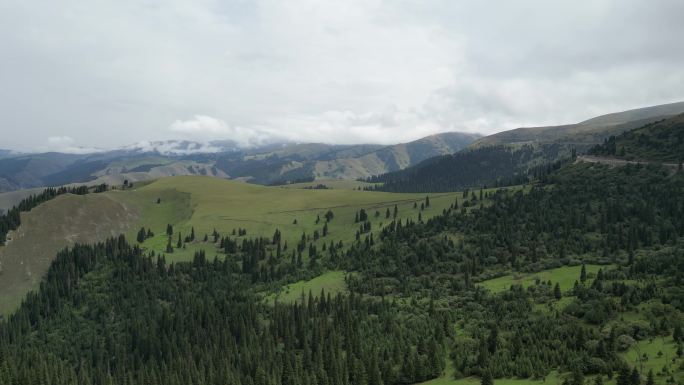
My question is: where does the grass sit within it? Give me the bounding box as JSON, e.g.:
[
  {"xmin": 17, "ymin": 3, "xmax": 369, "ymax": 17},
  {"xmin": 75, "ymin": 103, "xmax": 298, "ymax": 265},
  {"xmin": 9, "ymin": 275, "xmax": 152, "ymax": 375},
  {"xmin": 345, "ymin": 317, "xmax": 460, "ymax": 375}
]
[
  {"xmin": 0, "ymin": 194, "xmax": 137, "ymax": 316},
  {"xmin": 265, "ymin": 270, "xmax": 348, "ymax": 304},
  {"xmin": 622, "ymin": 337, "xmax": 684, "ymax": 384},
  {"xmin": 417, "ymin": 358, "xmax": 563, "ymax": 385},
  {"xmin": 109, "ymin": 175, "xmax": 475, "ymax": 262},
  {"xmin": 0, "ymin": 175, "xmax": 512, "ymax": 315},
  {"xmin": 279, "ymin": 179, "xmax": 377, "ymax": 191},
  {"xmin": 480, "ymin": 265, "xmax": 607, "ymax": 294}
]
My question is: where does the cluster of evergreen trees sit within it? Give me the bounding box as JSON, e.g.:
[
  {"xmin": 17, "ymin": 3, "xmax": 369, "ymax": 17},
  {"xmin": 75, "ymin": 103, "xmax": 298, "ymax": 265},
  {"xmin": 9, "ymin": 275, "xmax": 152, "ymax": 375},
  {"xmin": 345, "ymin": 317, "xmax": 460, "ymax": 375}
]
[
  {"xmin": 365, "ymin": 144, "xmax": 575, "ymax": 193},
  {"xmin": 0, "ymin": 236, "xmax": 448, "ymax": 385},
  {"xmin": 588, "ymin": 115, "xmax": 684, "ymax": 163}
]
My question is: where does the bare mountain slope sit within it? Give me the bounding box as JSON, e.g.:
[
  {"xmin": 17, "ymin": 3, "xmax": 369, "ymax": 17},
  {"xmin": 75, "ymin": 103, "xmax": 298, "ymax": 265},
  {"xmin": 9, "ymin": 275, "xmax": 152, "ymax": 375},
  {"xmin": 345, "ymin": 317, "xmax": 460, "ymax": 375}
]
[{"xmin": 472, "ymin": 101, "xmax": 684, "ymax": 148}]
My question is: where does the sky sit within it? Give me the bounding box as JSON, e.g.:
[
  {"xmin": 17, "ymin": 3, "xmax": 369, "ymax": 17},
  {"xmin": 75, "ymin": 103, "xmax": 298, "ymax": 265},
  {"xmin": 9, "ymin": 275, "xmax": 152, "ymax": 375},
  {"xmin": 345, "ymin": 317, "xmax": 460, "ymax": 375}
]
[{"xmin": 1, "ymin": 0, "xmax": 684, "ymax": 152}]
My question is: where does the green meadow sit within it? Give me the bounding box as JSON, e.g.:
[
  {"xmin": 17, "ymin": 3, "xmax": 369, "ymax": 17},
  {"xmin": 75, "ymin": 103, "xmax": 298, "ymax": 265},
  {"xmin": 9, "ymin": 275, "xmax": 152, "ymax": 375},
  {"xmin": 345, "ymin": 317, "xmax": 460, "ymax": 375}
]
[
  {"xmin": 110, "ymin": 175, "xmax": 473, "ymax": 262},
  {"xmin": 479, "ymin": 264, "xmax": 608, "ymax": 294},
  {"xmin": 264, "ymin": 270, "xmax": 349, "ymax": 304}
]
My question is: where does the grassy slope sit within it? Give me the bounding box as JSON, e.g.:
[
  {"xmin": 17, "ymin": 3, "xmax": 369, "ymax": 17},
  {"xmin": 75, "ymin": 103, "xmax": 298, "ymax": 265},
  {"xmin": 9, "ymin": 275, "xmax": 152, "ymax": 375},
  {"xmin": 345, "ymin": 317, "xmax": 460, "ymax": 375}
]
[
  {"xmin": 471, "ymin": 102, "xmax": 684, "ymax": 148},
  {"xmin": 479, "ymin": 265, "xmax": 606, "ymax": 294},
  {"xmin": 0, "ymin": 194, "xmax": 137, "ymax": 316},
  {"xmin": 264, "ymin": 270, "xmax": 348, "ymax": 304},
  {"xmin": 279, "ymin": 179, "xmax": 378, "ymax": 190},
  {"xmin": 622, "ymin": 337, "xmax": 683, "ymax": 384},
  {"xmin": 0, "ymin": 175, "xmax": 476, "ymax": 315},
  {"xmin": 110, "ymin": 175, "xmax": 468, "ymax": 263}
]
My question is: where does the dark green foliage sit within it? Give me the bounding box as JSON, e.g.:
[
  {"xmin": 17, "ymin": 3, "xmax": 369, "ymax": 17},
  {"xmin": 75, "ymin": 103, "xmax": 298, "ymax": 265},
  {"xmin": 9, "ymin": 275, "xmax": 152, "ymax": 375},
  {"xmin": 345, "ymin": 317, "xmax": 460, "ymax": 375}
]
[
  {"xmin": 481, "ymin": 370, "xmax": 494, "ymax": 385},
  {"xmin": 366, "ymin": 144, "xmax": 574, "ymax": 193},
  {"xmin": 589, "ymin": 114, "xmax": 684, "ymax": 162},
  {"xmin": 0, "ymin": 237, "xmax": 447, "ymax": 385}
]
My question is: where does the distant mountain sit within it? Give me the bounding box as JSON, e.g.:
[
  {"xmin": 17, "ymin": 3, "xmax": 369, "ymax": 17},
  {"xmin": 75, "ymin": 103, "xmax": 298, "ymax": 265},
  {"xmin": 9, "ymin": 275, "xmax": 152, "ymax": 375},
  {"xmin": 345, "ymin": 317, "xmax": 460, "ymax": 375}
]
[
  {"xmin": 588, "ymin": 113, "xmax": 684, "ymax": 163},
  {"xmin": 471, "ymin": 101, "xmax": 684, "ymax": 148},
  {"xmin": 0, "ymin": 132, "xmax": 479, "ymax": 192},
  {"xmin": 0, "ymin": 152, "xmax": 90, "ymax": 192},
  {"xmin": 367, "ymin": 144, "xmax": 572, "ymax": 193},
  {"xmin": 367, "ymin": 102, "xmax": 684, "ymax": 193},
  {"xmin": 0, "ymin": 150, "xmax": 17, "ymax": 159},
  {"xmin": 213, "ymin": 132, "xmax": 480, "ymax": 185},
  {"xmin": 312, "ymin": 132, "xmax": 481, "ymax": 180}
]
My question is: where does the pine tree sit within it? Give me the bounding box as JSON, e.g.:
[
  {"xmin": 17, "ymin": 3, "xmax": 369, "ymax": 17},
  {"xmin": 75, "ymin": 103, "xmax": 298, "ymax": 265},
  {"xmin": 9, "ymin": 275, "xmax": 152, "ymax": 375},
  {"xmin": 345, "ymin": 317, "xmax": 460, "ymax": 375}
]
[
  {"xmin": 646, "ymin": 370, "xmax": 654, "ymax": 385},
  {"xmin": 580, "ymin": 264, "xmax": 587, "ymax": 284},
  {"xmin": 137, "ymin": 227, "xmax": 146, "ymax": 243},
  {"xmin": 481, "ymin": 370, "xmax": 493, "ymax": 385},
  {"xmin": 630, "ymin": 367, "xmax": 640, "ymax": 385},
  {"xmin": 554, "ymin": 283, "xmax": 562, "ymax": 299},
  {"xmin": 572, "ymin": 369, "xmax": 584, "ymax": 385},
  {"xmin": 673, "ymin": 324, "xmax": 683, "ymax": 343},
  {"xmin": 617, "ymin": 366, "xmax": 631, "ymax": 385}
]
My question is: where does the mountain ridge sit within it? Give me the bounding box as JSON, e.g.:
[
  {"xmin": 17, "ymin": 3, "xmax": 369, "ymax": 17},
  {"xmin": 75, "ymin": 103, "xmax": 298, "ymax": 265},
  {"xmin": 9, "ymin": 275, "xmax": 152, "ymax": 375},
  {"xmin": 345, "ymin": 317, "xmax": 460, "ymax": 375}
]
[
  {"xmin": 471, "ymin": 101, "xmax": 684, "ymax": 148},
  {"xmin": 0, "ymin": 131, "xmax": 479, "ymax": 192}
]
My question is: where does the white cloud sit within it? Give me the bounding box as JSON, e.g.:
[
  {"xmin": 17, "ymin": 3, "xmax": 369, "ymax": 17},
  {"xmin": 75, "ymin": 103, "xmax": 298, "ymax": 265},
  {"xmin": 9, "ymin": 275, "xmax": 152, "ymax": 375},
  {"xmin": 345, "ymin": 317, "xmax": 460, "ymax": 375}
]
[
  {"xmin": 43, "ymin": 136, "xmax": 102, "ymax": 154},
  {"xmin": 168, "ymin": 115, "xmax": 282, "ymax": 147},
  {"xmin": 1, "ymin": 0, "xmax": 684, "ymax": 150}
]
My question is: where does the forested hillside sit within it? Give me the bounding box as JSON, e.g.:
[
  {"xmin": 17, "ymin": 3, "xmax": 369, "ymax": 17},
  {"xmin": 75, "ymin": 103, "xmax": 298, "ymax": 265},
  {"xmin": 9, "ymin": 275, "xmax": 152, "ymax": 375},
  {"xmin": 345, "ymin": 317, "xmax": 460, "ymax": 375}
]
[
  {"xmin": 366, "ymin": 144, "xmax": 575, "ymax": 193},
  {"xmin": 589, "ymin": 114, "xmax": 684, "ymax": 163},
  {"xmin": 1, "ymin": 156, "xmax": 683, "ymax": 384}
]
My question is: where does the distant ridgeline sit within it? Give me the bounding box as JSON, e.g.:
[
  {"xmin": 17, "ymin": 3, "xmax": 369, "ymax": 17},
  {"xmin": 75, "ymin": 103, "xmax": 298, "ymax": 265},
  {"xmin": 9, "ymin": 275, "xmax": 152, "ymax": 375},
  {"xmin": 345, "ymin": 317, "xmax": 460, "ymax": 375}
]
[
  {"xmin": 0, "ymin": 184, "xmax": 108, "ymax": 245},
  {"xmin": 588, "ymin": 113, "xmax": 684, "ymax": 163},
  {"xmin": 366, "ymin": 144, "xmax": 576, "ymax": 193}
]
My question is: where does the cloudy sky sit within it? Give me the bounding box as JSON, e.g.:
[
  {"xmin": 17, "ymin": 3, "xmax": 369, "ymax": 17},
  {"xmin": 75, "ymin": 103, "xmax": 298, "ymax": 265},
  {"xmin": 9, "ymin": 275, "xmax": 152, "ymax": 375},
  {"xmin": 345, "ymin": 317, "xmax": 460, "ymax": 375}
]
[{"xmin": 1, "ymin": 0, "xmax": 684, "ymax": 152}]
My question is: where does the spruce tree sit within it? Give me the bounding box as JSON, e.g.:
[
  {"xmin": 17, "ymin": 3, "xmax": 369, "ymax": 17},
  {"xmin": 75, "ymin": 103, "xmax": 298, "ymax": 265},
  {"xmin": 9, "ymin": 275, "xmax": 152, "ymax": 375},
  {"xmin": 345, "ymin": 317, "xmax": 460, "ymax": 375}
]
[
  {"xmin": 481, "ymin": 370, "xmax": 493, "ymax": 385},
  {"xmin": 630, "ymin": 368, "xmax": 640, "ymax": 385},
  {"xmin": 554, "ymin": 283, "xmax": 562, "ymax": 299},
  {"xmin": 673, "ymin": 324, "xmax": 683, "ymax": 343},
  {"xmin": 646, "ymin": 370, "xmax": 654, "ymax": 385}
]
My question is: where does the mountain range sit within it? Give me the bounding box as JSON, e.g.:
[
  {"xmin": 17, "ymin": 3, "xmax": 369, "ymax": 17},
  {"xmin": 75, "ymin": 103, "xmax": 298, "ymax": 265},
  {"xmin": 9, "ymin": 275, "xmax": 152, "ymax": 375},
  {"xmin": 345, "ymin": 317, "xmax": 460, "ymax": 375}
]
[
  {"xmin": 0, "ymin": 132, "xmax": 480, "ymax": 193},
  {"xmin": 1, "ymin": 101, "xmax": 683, "ymax": 197}
]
